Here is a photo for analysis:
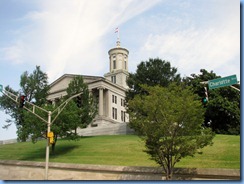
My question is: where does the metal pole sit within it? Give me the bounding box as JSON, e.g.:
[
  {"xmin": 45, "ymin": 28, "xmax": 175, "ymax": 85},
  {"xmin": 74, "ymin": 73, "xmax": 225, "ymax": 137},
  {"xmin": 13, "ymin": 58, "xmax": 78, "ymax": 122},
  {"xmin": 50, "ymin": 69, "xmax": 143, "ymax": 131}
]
[
  {"xmin": 230, "ymin": 85, "xmax": 240, "ymax": 92},
  {"xmin": 45, "ymin": 111, "xmax": 51, "ymax": 180},
  {"xmin": 0, "ymin": 89, "xmax": 83, "ymax": 180}
]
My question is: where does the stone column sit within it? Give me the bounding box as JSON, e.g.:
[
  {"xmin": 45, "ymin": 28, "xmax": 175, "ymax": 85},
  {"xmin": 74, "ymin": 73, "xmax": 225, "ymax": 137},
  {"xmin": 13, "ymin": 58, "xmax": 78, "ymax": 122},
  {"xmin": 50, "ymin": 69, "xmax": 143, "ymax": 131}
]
[
  {"xmin": 107, "ymin": 90, "xmax": 111, "ymax": 118},
  {"xmin": 98, "ymin": 87, "xmax": 104, "ymax": 116}
]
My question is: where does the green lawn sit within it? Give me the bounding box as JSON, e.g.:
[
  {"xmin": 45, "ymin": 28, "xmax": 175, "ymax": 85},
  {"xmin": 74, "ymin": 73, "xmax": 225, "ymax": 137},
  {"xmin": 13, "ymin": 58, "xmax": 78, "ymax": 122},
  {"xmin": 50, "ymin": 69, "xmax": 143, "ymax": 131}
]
[{"xmin": 0, "ymin": 134, "xmax": 240, "ymax": 169}]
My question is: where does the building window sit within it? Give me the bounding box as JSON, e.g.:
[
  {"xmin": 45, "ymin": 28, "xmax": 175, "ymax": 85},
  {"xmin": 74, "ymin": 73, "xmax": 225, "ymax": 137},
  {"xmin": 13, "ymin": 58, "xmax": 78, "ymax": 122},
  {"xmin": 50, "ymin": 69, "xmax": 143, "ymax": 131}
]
[
  {"xmin": 113, "ymin": 60, "xmax": 116, "ymax": 69},
  {"xmin": 112, "ymin": 95, "xmax": 117, "ymax": 104},
  {"xmin": 121, "ymin": 111, "xmax": 126, "ymax": 122},
  {"xmin": 124, "ymin": 61, "xmax": 126, "ymax": 70},
  {"xmin": 121, "ymin": 98, "xmax": 125, "ymax": 107},
  {"xmin": 111, "ymin": 76, "xmax": 116, "ymax": 84},
  {"xmin": 113, "ymin": 107, "xmax": 117, "ymax": 120}
]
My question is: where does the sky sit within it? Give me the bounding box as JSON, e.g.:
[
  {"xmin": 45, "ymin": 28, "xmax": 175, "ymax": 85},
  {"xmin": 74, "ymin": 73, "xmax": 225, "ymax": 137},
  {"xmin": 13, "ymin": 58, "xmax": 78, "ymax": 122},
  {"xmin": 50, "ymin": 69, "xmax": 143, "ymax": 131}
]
[{"xmin": 0, "ymin": 0, "xmax": 240, "ymax": 140}]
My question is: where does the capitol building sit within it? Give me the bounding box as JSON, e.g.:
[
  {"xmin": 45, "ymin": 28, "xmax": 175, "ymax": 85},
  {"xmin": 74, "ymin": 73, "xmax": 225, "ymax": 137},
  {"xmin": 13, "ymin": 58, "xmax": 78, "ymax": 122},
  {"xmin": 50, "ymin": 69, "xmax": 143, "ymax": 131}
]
[{"xmin": 47, "ymin": 40, "xmax": 133, "ymax": 136}]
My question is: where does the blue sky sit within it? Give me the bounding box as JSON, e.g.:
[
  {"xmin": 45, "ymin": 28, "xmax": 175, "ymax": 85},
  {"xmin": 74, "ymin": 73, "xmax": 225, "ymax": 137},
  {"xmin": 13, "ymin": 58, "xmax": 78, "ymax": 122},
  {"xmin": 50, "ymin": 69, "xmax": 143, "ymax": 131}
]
[{"xmin": 0, "ymin": 0, "xmax": 240, "ymax": 140}]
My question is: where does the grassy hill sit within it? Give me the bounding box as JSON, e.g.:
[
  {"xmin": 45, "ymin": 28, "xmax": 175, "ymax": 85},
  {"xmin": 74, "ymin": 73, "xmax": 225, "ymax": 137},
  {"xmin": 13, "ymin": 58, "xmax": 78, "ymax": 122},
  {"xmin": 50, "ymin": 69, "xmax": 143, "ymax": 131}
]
[{"xmin": 0, "ymin": 134, "xmax": 240, "ymax": 169}]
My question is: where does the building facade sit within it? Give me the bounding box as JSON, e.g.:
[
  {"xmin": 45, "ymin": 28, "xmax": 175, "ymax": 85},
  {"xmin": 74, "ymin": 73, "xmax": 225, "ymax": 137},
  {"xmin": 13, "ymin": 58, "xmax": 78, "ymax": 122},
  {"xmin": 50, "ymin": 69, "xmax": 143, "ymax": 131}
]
[{"xmin": 47, "ymin": 40, "xmax": 132, "ymax": 135}]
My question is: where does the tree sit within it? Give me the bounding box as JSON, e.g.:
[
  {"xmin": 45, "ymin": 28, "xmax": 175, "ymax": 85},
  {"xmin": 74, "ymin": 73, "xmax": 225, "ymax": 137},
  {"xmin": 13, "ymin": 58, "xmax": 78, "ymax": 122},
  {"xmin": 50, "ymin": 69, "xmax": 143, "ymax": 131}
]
[
  {"xmin": 0, "ymin": 66, "xmax": 49, "ymax": 140},
  {"xmin": 127, "ymin": 84, "xmax": 215, "ymax": 180},
  {"xmin": 20, "ymin": 66, "xmax": 49, "ymax": 105},
  {"xmin": 183, "ymin": 69, "xmax": 240, "ymax": 134},
  {"xmin": 66, "ymin": 76, "xmax": 97, "ymax": 132},
  {"xmin": 126, "ymin": 58, "xmax": 181, "ymax": 101},
  {"xmin": 23, "ymin": 99, "xmax": 81, "ymax": 152}
]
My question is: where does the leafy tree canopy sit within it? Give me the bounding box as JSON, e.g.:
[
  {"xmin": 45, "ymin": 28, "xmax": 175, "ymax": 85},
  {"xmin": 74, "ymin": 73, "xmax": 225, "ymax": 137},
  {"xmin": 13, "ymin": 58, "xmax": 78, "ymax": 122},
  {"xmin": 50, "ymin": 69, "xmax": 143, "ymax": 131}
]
[
  {"xmin": 183, "ymin": 69, "xmax": 240, "ymax": 135},
  {"xmin": 19, "ymin": 99, "xmax": 80, "ymax": 152},
  {"xmin": 66, "ymin": 76, "xmax": 97, "ymax": 130},
  {"xmin": 127, "ymin": 83, "xmax": 215, "ymax": 180},
  {"xmin": 20, "ymin": 66, "xmax": 49, "ymax": 105},
  {"xmin": 0, "ymin": 66, "xmax": 49, "ymax": 131},
  {"xmin": 126, "ymin": 58, "xmax": 181, "ymax": 101}
]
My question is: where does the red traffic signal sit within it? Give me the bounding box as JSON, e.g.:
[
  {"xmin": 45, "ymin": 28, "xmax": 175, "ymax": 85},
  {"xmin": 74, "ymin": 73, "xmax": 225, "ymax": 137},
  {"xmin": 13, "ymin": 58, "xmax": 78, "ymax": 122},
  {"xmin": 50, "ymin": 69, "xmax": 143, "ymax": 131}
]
[{"xmin": 19, "ymin": 95, "xmax": 26, "ymax": 108}]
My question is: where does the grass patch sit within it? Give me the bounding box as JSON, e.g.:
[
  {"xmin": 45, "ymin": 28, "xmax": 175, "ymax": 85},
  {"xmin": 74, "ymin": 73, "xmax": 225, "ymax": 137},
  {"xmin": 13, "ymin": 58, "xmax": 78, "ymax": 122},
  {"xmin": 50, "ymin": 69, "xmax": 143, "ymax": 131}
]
[
  {"xmin": 177, "ymin": 134, "xmax": 240, "ymax": 169},
  {"xmin": 0, "ymin": 134, "xmax": 240, "ymax": 169}
]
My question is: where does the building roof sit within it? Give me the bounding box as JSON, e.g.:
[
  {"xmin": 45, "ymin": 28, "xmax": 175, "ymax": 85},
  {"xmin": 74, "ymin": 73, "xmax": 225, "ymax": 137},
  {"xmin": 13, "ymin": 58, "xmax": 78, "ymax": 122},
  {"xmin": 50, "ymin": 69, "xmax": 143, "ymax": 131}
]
[
  {"xmin": 49, "ymin": 73, "xmax": 103, "ymax": 89},
  {"xmin": 47, "ymin": 73, "xmax": 127, "ymax": 99}
]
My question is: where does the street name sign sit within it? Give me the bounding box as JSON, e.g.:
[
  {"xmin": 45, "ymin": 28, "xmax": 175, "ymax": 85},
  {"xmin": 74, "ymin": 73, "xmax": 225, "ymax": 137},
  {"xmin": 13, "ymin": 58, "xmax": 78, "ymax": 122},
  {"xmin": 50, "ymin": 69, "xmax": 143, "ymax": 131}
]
[{"xmin": 208, "ymin": 75, "xmax": 238, "ymax": 90}]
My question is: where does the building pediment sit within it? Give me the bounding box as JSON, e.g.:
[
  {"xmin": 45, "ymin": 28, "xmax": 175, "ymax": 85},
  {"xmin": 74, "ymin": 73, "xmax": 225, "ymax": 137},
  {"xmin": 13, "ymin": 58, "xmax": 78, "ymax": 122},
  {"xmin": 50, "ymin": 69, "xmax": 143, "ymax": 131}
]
[{"xmin": 47, "ymin": 74, "xmax": 103, "ymax": 100}]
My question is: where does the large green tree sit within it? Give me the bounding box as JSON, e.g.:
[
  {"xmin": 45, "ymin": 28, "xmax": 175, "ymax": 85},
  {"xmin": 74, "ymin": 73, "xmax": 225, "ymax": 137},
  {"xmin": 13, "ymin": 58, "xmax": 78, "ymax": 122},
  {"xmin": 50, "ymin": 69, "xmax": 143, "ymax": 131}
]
[
  {"xmin": 127, "ymin": 84, "xmax": 215, "ymax": 180},
  {"xmin": 20, "ymin": 99, "xmax": 80, "ymax": 152},
  {"xmin": 183, "ymin": 69, "xmax": 240, "ymax": 134},
  {"xmin": 126, "ymin": 58, "xmax": 181, "ymax": 101},
  {"xmin": 20, "ymin": 66, "xmax": 49, "ymax": 105},
  {"xmin": 0, "ymin": 69, "xmax": 97, "ymax": 153},
  {"xmin": 66, "ymin": 76, "xmax": 97, "ymax": 132},
  {"xmin": 0, "ymin": 66, "xmax": 49, "ymax": 136}
]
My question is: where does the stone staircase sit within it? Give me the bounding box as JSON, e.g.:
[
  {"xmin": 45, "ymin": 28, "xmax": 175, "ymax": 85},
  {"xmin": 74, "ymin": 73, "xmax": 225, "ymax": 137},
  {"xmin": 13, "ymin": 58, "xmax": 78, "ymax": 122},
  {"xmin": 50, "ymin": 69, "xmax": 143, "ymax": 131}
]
[{"xmin": 77, "ymin": 123, "xmax": 134, "ymax": 136}]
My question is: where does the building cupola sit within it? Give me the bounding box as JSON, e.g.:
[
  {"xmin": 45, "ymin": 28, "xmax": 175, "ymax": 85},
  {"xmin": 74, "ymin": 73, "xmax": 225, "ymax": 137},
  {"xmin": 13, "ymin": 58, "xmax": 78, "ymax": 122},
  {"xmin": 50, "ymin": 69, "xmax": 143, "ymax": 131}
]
[{"xmin": 104, "ymin": 35, "xmax": 129, "ymax": 89}]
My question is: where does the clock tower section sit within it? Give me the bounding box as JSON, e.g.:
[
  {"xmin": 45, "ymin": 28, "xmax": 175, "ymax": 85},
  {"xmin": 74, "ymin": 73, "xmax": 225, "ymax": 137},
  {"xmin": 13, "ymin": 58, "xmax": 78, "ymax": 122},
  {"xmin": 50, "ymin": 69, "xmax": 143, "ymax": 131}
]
[{"xmin": 104, "ymin": 40, "xmax": 129, "ymax": 89}]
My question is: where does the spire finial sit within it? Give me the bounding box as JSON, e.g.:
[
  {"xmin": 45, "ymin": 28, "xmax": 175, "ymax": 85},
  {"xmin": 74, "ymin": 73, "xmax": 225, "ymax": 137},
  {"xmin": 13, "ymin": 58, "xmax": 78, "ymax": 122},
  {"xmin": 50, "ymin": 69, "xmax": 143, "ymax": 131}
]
[{"xmin": 115, "ymin": 27, "xmax": 120, "ymax": 47}]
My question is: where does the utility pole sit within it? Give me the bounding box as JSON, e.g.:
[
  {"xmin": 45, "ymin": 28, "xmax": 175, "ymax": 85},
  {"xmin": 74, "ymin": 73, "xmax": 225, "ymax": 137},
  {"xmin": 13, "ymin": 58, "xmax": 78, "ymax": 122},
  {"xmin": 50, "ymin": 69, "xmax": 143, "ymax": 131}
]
[
  {"xmin": 45, "ymin": 111, "xmax": 51, "ymax": 180},
  {"xmin": 0, "ymin": 85, "xmax": 82, "ymax": 180}
]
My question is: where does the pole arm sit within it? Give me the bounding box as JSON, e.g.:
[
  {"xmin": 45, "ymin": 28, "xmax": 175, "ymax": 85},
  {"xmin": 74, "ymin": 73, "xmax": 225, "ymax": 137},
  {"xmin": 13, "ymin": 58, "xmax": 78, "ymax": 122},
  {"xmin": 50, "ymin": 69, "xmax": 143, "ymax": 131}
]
[
  {"xmin": 1, "ymin": 89, "xmax": 18, "ymax": 103},
  {"xmin": 1, "ymin": 89, "xmax": 49, "ymax": 123},
  {"xmin": 200, "ymin": 81, "xmax": 209, "ymax": 85},
  {"xmin": 22, "ymin": 103, "xmax": 48, "ymax": 124},
  {"xmin": 230, "ymin": 85, "xmax": 240, "ymax": 92},
  {"xmin": 50, "ymin": 91, "xmax": 83, "ymax": 124},
  {"xmin": 1, "ymin": 88, "xmax": 83, "ymax": 125}
]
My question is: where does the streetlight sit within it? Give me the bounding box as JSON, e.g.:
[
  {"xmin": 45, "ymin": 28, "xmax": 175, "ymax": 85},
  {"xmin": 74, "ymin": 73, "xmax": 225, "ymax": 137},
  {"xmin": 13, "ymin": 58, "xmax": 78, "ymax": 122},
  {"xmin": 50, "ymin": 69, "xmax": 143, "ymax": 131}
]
[{"xmin": 0, "ymin": 85, "xmax": 83, "ymax": 180}]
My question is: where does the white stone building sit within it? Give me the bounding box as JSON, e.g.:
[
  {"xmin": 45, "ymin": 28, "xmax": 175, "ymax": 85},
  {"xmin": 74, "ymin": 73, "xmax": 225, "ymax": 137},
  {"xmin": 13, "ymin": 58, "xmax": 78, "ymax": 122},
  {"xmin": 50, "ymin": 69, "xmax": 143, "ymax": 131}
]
[{"xmin": 47, "ymin": 40, "xmax": 133, "ymax": 136}]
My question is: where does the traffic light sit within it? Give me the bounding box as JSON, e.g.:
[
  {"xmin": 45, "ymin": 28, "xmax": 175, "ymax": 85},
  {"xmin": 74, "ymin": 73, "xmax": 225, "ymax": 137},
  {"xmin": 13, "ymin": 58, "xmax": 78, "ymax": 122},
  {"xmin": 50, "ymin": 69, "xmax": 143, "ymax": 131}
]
[
  {"xmin": 19, "ymin": 95, "xmax": 26, "ymax": 108},
  {"xmin": 76, "ymin": 96, "xmax": 82, "ymax": 108},
  {"xmin": 202, "ymin": 97, "xmax": 208, "ymax": 104},
  {"xmin": 202, "ymin": 87, "xmax": 208, "ymax": 106},
  {"xmin": 47, "ymin": 131, "xmax": 55, "ymax": 144}
]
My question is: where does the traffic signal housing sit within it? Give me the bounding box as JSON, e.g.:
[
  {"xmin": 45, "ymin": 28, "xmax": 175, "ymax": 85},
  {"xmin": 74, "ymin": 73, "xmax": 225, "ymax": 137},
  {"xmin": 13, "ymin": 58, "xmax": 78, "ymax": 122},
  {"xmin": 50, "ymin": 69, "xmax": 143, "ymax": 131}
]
[
  {"xmin": 202, "ymin": 87, "xmax": 208, "ymax": 106},
  {"xmin": 47, "ymin": 131, "xmax": 55, "ymax": 144},
  {"xmin": 202, "ymin": 97, "xmax": 208, "ymax": 104},
  {"xmin": 19, "ymin": 95, "xmax": 26, "ymax": 108}
]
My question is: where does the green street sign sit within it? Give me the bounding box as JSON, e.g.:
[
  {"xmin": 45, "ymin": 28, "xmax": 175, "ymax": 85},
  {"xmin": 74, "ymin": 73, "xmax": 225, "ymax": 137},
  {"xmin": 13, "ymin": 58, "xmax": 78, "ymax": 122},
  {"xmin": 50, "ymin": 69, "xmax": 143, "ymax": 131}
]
[
  {"xmin": 0, "ymin": 84, "xmax": 2, "ymax": 92},
  {"xmin": 208, "ymin": 75, "xmax": 238, "ymax": 90}
]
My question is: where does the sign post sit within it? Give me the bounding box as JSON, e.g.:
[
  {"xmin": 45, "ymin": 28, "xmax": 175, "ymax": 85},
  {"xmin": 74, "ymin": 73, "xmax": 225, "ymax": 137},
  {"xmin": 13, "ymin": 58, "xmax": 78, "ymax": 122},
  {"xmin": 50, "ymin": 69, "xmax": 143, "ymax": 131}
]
[{"xmin": 208, "ymin": 75, "xmax": 238, "ymax": 90}]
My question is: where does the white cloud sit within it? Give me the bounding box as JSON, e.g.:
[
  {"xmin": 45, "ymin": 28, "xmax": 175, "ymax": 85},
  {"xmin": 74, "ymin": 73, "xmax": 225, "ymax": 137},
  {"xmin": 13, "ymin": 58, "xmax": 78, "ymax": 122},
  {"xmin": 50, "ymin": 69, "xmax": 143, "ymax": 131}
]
[
  {"xmin": 139, "ymin": 0, "xmax": 240, "ymax": 79},
  {"xmin": 0, "ymin": 41, "xmax": 25, "ymax": 64},
  {"xmin": 1, "ymin": 0, "xmax": 161, "ymax": 82},
  {"xmin": 1, "ymin": 0, "xmax": 239, "ymax": 82}
]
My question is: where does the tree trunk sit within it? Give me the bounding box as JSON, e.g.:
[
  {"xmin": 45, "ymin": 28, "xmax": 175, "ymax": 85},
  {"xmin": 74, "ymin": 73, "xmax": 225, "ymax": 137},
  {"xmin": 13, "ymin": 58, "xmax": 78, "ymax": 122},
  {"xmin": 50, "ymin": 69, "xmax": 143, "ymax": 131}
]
[
  {"xmin": 165, "ymin": 161, "xmax": 173, "ymax": 180},
  {"xmin": 51, "ymin": 142, "xmax": 56, "ymax": 153},
  {"xmin": 51, "ymin": 135, "xmax": 58, "ymax": 153},
  {"xmin": 165, "ymin": 169, "xmax": 173, "ymax": 180}
]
